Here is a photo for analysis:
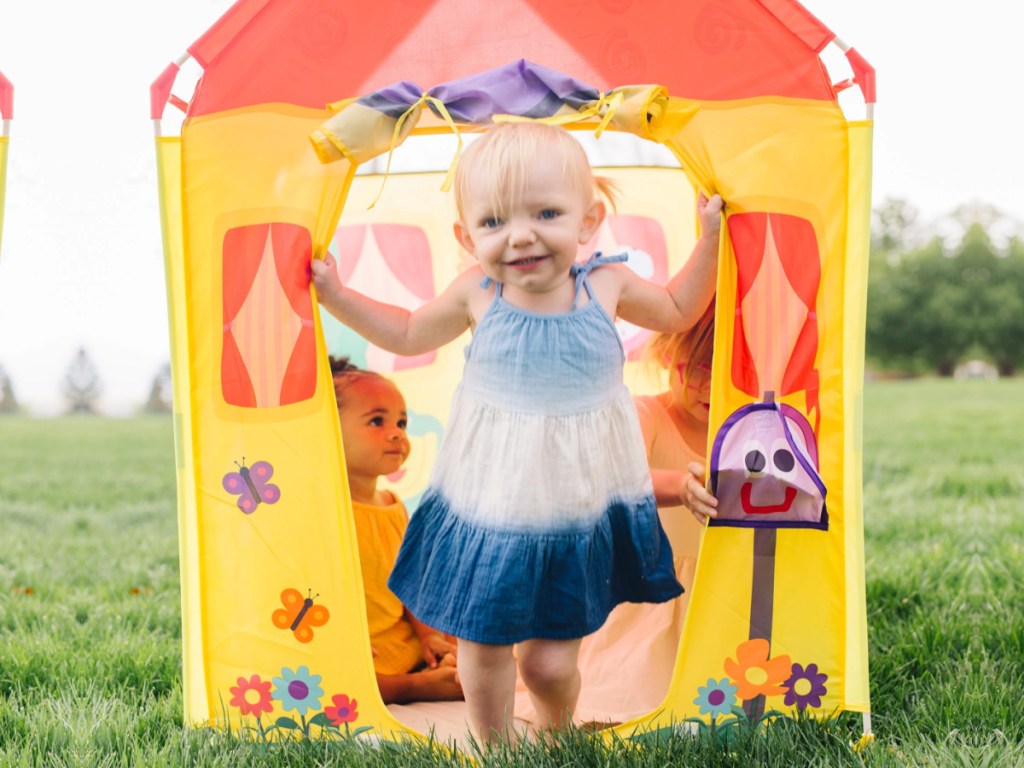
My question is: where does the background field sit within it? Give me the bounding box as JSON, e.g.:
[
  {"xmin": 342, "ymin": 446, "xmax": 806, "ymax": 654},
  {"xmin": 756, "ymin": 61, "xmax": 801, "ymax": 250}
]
[{"xmin": 0, "ymin": 379, "xmax": 1021, "ymax": 766}]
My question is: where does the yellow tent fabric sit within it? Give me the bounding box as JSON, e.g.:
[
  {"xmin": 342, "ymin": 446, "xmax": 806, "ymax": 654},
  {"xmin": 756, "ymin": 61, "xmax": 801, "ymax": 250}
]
[{"xmin": 154, "ymin": 0, "xmax": 873, "ymax": 744}]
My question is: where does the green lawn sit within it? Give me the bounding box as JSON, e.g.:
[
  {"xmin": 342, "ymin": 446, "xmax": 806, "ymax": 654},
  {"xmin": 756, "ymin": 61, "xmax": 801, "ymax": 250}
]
[{"xmin": 0, "ymin": 379, "xmax": 1021, "ymax": 766}]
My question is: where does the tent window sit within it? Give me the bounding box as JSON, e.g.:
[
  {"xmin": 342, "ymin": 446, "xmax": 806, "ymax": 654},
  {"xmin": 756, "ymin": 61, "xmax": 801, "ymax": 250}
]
[{"xmin": 222, "ymin": 222, "xmax": 317, "ymax": 408}]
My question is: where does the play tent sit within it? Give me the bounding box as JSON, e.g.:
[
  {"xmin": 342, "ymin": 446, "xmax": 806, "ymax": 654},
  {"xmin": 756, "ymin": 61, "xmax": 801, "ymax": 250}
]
[
  {"xmin": 0, "ymin": 70, "xmax": 11, "ymax": 255},
  {"xmin": 153, "ymin": 0, "xmax": 874, "ymax": 744}
]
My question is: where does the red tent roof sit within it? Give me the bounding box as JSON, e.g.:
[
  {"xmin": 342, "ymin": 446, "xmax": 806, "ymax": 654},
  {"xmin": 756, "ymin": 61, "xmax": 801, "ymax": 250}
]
[
  {"xmin": 181, "ymin": 0, "xmax": 842, "ymax": 119},
  {"xmin": 0, "ymin": 71, "xmax": 12, "ymax": 120}
]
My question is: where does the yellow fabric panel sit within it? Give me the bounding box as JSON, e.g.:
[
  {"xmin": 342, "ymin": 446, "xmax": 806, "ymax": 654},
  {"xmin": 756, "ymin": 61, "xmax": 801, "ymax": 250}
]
[
  {"xmin": 166, "ymin": 107, "xmax": 413, "ymax": 740},
  {"xmin": 156, "ymin": 137, "xmax": 207, "ymax": 723},
  {"xmin": 842, "ymin": 120, "xmax": 873, "ymax": 712},
  {"xmin": 615, "ymin": 96, "xmax": 867, "ymax": 731}
]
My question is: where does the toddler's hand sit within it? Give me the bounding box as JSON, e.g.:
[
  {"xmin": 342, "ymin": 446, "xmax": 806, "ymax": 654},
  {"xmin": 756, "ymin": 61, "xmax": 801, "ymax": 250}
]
[
  {"xmin": 310, "ymin": 251, "xmax": 343, "ymax": 300},
  {"xmin": 680, "ymin": 461, "xmax": 718, "ymax": 525},
  {"xmin": 697, "ymin": 192, "xmax": 725, "ymax": 239},
  {"xmin": 420, "ymin": 632, "xmax": 458, "ymax": 669}
]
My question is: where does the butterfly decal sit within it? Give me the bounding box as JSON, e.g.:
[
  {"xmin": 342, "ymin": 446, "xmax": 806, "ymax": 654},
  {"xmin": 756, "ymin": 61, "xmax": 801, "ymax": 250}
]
[
  {"xmin": 272, "ymin": 588, "xmax": 329, "ymax": 643},
  {"xmin": 222, "ymin": 458, "xmax": 281, "ymax": 514}
]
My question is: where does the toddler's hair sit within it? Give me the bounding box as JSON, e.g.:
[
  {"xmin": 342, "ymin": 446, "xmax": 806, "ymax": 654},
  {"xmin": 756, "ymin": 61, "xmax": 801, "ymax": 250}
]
[
  {"xmin": 454, "ymin": 122, "xmax": 617, "ymax": 220},
  {"xmin": 329, "ymin": 356, "xmax": 389, "ymax": 410},
  {"xmin": 644, "ymin": 300, "xmax": 716, "ymax": 389}
]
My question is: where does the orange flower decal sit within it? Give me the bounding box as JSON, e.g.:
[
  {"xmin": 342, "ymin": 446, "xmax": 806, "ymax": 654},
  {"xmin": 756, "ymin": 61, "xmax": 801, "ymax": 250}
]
[{"xmin": 724, "ymin": 638, "xmax": 791, "ymax": 700}]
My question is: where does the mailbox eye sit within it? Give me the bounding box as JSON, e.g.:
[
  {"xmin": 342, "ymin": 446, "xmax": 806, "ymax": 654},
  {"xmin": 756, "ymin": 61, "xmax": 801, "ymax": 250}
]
[
  {"xmin": 773, "ymin": 448, "xmax": 795, "ymax": 473},
  {"xmin": 745, "ymin": 449, "xmax": 767, "ymax": 473},
  {"xmin": 769, "ymin": 437, "xmax": 799, "ymax": 481}
]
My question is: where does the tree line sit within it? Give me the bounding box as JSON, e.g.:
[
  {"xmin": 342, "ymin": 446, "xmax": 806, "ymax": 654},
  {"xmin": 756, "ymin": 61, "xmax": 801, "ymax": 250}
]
[{"xmin": 867, "ymin": 199, "xmax": 1024, "ymax": 376}]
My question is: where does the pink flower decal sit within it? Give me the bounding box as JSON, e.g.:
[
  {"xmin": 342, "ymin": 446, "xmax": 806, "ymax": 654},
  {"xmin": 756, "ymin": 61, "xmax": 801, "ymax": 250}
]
[
  {"xmin": 229, "ymin": 674, "xmax": 274, "ymax": 718},
  {"xmin": 325, "ymin": 693, "xmax": 359, "ymax": 725}
]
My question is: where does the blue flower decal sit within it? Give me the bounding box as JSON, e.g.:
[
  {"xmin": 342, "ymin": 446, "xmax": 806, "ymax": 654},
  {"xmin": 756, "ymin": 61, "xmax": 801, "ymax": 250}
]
[
  {"xmin": 271, "ymin": 665, "xmax": 324, "ymax": 716},
  {"xmin": 693, "ymin": 677, "xmax": 738, "ymax": 718}
]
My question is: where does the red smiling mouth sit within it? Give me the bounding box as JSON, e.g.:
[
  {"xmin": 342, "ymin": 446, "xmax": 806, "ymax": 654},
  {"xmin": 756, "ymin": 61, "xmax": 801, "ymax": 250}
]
[{"xmin": 740, "ymin": 483, "xmax": 796, "ymax": 514}]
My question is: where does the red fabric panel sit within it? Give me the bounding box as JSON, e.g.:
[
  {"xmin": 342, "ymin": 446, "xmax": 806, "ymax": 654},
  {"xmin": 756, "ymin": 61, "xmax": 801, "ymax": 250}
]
[
  {"xmin": 729, "ymin": 213, "xmax": 767, "ymax": 303},
  {"xmin": 222, "ymin": 331, "xmax": 258, "ymax": 407},
  {"xmin": 272, "ymin": 223, "xmax": 314, "ymax": 320},
  {"xmin": 757, "ymin": 0, "xmax": 833, "ymax": 53},
  {"xmin": 771, "ymin": 213, "xmax": 819, "ymax": 397},
  {"xmin": 727, "ymin": 213, "xmax": 766, "ymax": 398},
  {"xmin": 374, "ymin": 225, "xmax": 436, "ymax": 303},
  {"xmin": 280, "ymin": 326, "xmax": 317, "ymax": 405},
  {"xmin": 271, "ymin": 223, "xmax": 317, "ymax": 405},
  {"xmin": 223, "ymin": 224, "xmax": 268, "ymax": 323},
  {"xmin": 222, "ymin": 224, "xmax": 268, "ymax": 407},
  {"xmin": 187, "ymin": 0, "xmax": 435, "ymax": 117},
  {"xmin": 333, "ymin": 224, "xmax": 366, "ymax": 284},
  {"xmin": 184, "ymin": 0, "xmax": 840, "ymax": 118},
  {"xmin": 609, "ymin": 215, "xmax": 668, "ymax": 286}
]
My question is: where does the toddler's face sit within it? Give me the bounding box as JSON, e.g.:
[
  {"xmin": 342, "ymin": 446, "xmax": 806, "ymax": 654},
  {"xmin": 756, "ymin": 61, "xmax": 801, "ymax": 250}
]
[
  {"xmin": 454, "ymin": 147, "xmax": 603, "ymax": 302},
  {"xmin": 338, "ymin": 378, "xmax": 410, "ymax": 480},
  {"xmin": 669, "ymin": 357, "xmax": 712, "ymax": 426}
]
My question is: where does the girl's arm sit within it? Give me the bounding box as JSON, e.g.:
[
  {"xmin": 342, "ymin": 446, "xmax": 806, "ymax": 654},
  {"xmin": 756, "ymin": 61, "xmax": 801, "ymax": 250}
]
[
  {"xmin": 375, "ymin": 664, "xmax": 463, "ymax": 704},
  {"xmin": 312, "ymin": 254, "xmax": 476, "ymax": 355},
  {"xmin": 615, "ymin": 193, "xmax": 723, "ymax": 333}
]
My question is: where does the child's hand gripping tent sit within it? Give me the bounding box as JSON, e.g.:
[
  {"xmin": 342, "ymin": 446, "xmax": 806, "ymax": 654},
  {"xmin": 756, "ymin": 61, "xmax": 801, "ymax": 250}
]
[
  {"xmin": 152, "ymin": 0, "xmax": 875, "ymax": 744},
  {"xmin": 0, "ymin": 70, "xmax": 12, "ymax": 257}
]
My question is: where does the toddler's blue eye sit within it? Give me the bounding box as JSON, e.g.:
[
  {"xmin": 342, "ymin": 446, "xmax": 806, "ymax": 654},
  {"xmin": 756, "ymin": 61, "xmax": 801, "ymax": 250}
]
[
  {"xmin": 482, "ymin": 217, "xmax": 501, "ymax": 228},
  {"xmin": 539, "ymin": 209, "xmax": 559, "ymax": 220}
]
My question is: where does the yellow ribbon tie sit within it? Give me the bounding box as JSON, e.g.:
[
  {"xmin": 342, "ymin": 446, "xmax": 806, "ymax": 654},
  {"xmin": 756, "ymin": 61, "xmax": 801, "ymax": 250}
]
[{"xmin": 422, "ymin": 96, "xmax": 464, "ymax": 193}]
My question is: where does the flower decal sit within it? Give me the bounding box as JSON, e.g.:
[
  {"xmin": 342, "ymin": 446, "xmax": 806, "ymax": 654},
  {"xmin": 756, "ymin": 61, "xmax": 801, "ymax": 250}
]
[
  {"xmin": 723, "ymin": 638, "xmax": 791, "ymax": 699},
  {"xmin": 783, "ymin": 662, "xmax": 828, "ymax": 710},
  {"xmin": 229, "ymin": 674, "xmax": 274, "ymax": 718},
  {"xmin": 693, "ymin": 677, "xmax": 738, "ymax": 718},
  {"xmin": 271, "ymin": 665, "xmax": 324, "ymax": 716},
  {"xmin": 325, "ymin": 693, "xmax": 359, "ymax": 725}
]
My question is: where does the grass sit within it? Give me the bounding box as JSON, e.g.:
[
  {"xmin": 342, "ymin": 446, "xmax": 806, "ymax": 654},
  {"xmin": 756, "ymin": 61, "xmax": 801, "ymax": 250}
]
[{"xmin": 0, "ymin": 379, "xmax": 1022, "ymax": 766}]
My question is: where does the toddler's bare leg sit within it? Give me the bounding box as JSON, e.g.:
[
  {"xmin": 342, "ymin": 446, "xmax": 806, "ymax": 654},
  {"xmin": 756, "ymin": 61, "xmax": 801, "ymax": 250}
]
[
  {"xmin": 458, "ymin": 639, "xmax": 517, "ymax": 744},
  {"xmin": 516, "ymin": 637, "xmax": 583, "ymax": 731}
]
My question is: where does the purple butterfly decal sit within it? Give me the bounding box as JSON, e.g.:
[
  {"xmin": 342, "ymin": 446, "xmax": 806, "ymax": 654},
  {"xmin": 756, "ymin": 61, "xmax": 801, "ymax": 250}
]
[{"xmin": 222, "ymin": 458, "xmax": 281, "ymax": 514}]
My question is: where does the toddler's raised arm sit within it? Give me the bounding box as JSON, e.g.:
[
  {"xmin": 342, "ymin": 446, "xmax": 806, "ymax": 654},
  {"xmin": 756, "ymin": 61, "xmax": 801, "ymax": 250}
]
[{"xmin": 312, "ymin": 253, "xmax": 474, "ymax": 355}]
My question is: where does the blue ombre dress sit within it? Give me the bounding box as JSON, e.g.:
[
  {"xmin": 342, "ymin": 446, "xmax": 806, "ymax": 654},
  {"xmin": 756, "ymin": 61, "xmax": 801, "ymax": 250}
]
[{"xmin": 388, "ymin": 253, "xmax": 683, "ymax": 644}]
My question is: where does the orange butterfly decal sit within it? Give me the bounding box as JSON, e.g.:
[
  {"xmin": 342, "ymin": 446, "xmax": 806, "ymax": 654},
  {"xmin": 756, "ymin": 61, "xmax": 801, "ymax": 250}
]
[{"xmin": 272, "ymin": 588, "xmax": 329, "ymax": 643}]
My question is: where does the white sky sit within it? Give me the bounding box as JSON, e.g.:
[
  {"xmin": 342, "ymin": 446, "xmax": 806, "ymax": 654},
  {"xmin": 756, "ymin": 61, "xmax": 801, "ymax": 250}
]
[{"xmin": 0, "ymin": 1, "xmax": 1021, "ymax": 415}]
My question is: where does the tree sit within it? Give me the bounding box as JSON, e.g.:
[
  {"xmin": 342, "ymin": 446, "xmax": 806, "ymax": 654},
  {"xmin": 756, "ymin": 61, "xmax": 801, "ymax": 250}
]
[
  {"xmin": 143, "ymin": 362, "xmax": 173, "ymax": 414},
  {"xmin": 981, "ymin": 234, "xmax": 1024, "ymax": 375},
  {"xmin": 871, "ymin": 197, "xmax": 921, "ymax": 259},
  {"xmin": 0, "ymin": 365, "xmax": 19, "ymax": 414},
  {"xmin": 62, "ymin": 347, "xmax": 103, "ymax": 414}
]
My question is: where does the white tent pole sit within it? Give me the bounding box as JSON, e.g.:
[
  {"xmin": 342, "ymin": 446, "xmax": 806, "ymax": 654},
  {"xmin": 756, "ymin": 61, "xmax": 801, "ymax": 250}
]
[{"xmin": 153, "ymin": 52, "xmax": 193, "ymax": 139}]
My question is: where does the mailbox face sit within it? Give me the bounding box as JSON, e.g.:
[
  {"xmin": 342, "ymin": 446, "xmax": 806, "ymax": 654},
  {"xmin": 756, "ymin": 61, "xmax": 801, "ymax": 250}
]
[{"xmin": 709, "ymin": 401, "xmax": 827, "ymax": 530}]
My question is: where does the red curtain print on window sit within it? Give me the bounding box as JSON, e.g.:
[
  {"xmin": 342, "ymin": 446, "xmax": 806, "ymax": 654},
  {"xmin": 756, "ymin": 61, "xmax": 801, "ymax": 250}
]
[
  {"xmin": 332, "ymin": 223, "xmax": 437, "ymax": 372},
  {"xmin": 585, "ymin": 214, "xmax": 668, "ymax": 361},
  {"xmin": 222, "ymin": 222, "xmax": 317, "ymax": 408},
  {"xmin": 727, "ymin": 212, "xmax": 820, "ymax": 413}
]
